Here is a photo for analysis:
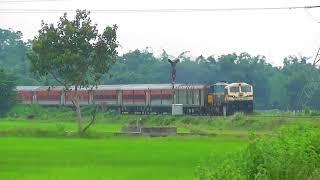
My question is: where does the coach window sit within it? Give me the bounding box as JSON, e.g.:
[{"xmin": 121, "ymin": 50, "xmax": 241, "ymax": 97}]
[{"xmin": 230, "ymin": 86, "xmax": 239, "ymax": 93}]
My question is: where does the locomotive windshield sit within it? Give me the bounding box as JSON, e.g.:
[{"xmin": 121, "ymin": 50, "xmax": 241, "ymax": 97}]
[
  {"xmin": 230, "ymin": 86, "xmax": 240, "ymax": 93},
  {"xmin": 241, "ymin": 85, "xmax": 251, "ymax": 92}
]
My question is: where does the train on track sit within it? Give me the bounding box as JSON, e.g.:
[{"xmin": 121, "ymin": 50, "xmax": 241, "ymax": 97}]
[{"xmin": 16, "ymin": 82, "xmax": 253, "ymax": 115}]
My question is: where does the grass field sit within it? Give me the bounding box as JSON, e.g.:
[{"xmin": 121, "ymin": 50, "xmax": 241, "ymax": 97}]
[
  {"xmin": 1, "ymin": 105, "xmax": 320, "ymax": 179},
  {"xmin": 3, "ymin": 105, "xmax": 320, "ymax": 136},
  {"xmin": 0, "ymin": 136, "xmax": 246, "ymax": 180}
]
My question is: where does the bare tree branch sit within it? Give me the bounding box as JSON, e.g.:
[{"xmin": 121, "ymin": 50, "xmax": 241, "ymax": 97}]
[
  {"xmin": 48, "ymin": 71, "xmax": 67, "ymax": 87},
  {"xmin": 82, "ymin": 106, "xmax": 97, "ymax": 133}
]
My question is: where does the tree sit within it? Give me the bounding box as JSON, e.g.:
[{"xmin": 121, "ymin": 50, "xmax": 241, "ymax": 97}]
[
  {"xmin": 0, "ymin": 29, "xmax": 33, "ymax": 82},
  {"xmin": 28, "ymin": 10, "xmax": 118, "ymax": 132},
  {"xmin": 0, "ymin": 70, "xmax": 16, "ymax": 116}
]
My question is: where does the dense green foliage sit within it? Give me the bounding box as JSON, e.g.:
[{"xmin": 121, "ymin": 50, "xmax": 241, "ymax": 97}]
[
  {"xmin": 197, "ymin": 125, "xmax": 320, "ymax": 179},
  {"xmin": 0, "ymin": 29, "xmax": 40, "ymax": 85},
  {"xmin": 0, "ymin": 70, "xmax": 16, "ymax": 116},
  {"xmin": 1, "ymin": 27, "xmax": 320, "ymax": 110}
]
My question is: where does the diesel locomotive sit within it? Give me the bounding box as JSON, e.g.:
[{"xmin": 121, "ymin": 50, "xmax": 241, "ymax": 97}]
[{"xmin": 16, "ymin": 82, "xmax": 253, "ymax": 115}]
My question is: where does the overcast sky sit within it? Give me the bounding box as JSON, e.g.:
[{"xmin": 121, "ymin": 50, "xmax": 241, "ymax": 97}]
[{"xmin": 1, "ymin": 0, "xmax": 320, "ymax": 66}]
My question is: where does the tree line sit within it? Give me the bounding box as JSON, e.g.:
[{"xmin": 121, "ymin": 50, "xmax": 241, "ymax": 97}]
[{"xmin": 1, "ymin": 27, "xmax": 319, "ymax": 111}]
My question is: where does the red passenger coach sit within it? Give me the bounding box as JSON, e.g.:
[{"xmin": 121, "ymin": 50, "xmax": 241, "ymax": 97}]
[
  {"xmin": 16, "ymin": 86, "xmax": 38, "ymax": 104},
  {"xmin": 15, "ymin": 84, "xmax": 211, "ymax": 114},
  {"xmin": 133, "ymin": 90, "xmax": 146, "ymax": 104},
  {"xmin": 150, "ymin": 89, "xmax": 172, "ymax": 105},
  {"xmin": 65, "ymin": 90, "xmax": 90, "ymax": 105},
  {"xmin": 94, "ymin": 90, "xmax": 118, "ymax": 105},
  {"xmin": 35, "ymin": 86, "xmax": 63, "ymax": 105},
  {"xmin": 122, "ymin": 90, "xmax": 134, "ymax": 105},
  {"xmin": 122, "ymin": 90, "xmax": 146, "ymax": 105},
  {"xmin": 150, "ymin": 90, "xmax": 162, "ymax": 104},
  {"xmin": 120, "ymin": 85, "xmax": 149, "ymax": 113},
  {"xmin": 17, "ymin": 91, "xmax": 33, "ymax": 103},
  {"xmin": 161, "ymin": 89, "xmax": 172, "ymax": 105}
]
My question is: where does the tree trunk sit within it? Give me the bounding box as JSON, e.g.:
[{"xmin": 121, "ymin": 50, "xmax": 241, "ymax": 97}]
[
  {"xmin": 72, "ymin": 88, "xmax": 84, "ymax": 133},
  {"xmin": 75, "ymin": 99, "xmax": 84, "ymax": 132},
  {"xmin": 70, "ymin": 87, "xmax": 96, "ymax": 133}
]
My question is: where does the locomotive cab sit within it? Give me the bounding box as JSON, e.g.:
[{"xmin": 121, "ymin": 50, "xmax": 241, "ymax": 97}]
[{"xmin": 224, "ymin": 82, "xmax": 253, "ymax": 114}]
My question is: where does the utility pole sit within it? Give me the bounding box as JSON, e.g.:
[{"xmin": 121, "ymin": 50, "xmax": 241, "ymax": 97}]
[
  {"xmin": 168, "ymin": 58, "xmax": 180, "ymax": 104},
  {"xmin": 298, "ymin": 47, "xmax": 320, "ymax": 108},
  {"xmin": 313, "ymin": 48, "xmax": 320, "ymax": 66}
]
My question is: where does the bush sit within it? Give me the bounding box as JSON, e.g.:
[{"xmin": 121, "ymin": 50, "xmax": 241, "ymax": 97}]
[
  {"xmin": 196, "ymin": 124, "xmax": 320, "ymax": 180},
  {"xmin": 310, "ymin": 111, "xmax": 320, "ymax": 116},
  {"xmin": 304, "ymin": 107, "xmax": 311, "ymax": 115}
]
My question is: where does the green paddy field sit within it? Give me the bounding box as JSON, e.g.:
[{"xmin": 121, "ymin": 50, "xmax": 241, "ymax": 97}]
[
  {"xmin": 1, "ymin": 105, "xmax": 320, "ymax": 179},
  {"xmin": 0, "ymin": 136, "xmax": 246, "ymax": 180}
]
